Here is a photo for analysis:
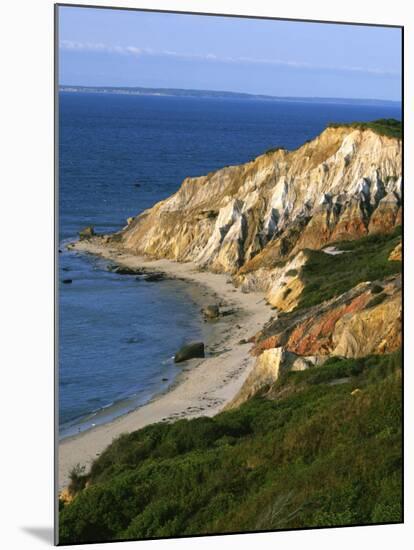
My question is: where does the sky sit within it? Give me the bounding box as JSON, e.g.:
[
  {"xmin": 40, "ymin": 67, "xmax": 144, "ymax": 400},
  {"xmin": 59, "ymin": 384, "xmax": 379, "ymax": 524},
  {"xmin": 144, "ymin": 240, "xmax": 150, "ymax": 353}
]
[{"xmin": 58, "ymin": 6, "xmax": 402, "ymax": 101}]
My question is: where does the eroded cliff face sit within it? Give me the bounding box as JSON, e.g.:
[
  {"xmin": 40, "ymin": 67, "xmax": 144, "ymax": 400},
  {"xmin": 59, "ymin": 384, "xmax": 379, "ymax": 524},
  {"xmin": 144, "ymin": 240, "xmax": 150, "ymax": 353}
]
[
  {"xmin": 226, "ymin": 347, "xmax": 327, "ymax": 410},
  {"xmin": 115, "ymin": 127, "xmax": 401, "ymax": 276},
  {"xmin": 228, "ymin": 274, "xmax": 401, "ymax": 408},
  {"xmin": 101, "ymin": 124, "xmax": 402, "ymax": 410},
  {"xmin": 253, "ymin": 275, "xmax": 401, "ymax": 358},
  {"xmin": 235, "ymin": 250, "xmax": 308, "ymax": 310}
]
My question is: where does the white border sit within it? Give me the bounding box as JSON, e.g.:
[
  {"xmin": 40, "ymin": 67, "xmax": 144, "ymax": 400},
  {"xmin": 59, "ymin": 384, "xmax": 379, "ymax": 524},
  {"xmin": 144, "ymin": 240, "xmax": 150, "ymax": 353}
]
[{"xmin": 1, "ymin": 1, "xmax": 412, "ymax": 548}]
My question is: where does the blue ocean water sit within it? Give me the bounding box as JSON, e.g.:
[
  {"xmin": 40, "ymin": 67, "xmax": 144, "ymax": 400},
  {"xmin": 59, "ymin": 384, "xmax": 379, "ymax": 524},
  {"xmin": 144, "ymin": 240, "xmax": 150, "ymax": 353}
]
[{"xmin": 59, "ymin": 92, "xmax": 401, "ymax": 436}]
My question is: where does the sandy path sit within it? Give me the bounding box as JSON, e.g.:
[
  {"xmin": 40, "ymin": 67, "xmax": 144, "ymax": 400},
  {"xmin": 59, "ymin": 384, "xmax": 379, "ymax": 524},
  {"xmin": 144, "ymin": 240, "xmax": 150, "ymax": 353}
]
[{"xmin": 58, "ymin": 241, "xmax": 273, "ymax": 489}]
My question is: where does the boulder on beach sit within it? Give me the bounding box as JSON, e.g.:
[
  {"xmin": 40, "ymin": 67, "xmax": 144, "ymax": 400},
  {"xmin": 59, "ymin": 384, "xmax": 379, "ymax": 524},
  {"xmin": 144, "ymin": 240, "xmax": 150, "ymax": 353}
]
[
  {"xmin": 174, "ymin": 342, "xmax": 205, "ymax": 363},
  {"xmin": 144, "ymin": 273, "xmax": 165, "ymax": 282},
  {"xmin": 221, "ymin": 308, "xmax": 235, "ymax": 317},
  {"xmin": 79, "ymin": 226, "xmax": 95, "ymax": 241},
  {"xmin": 202, "ymin": 304, "xmax": 220, "ymax": 320},
  {"xmin": 113, "ymin": 266, "xmax": 141, "ymax": 275}
]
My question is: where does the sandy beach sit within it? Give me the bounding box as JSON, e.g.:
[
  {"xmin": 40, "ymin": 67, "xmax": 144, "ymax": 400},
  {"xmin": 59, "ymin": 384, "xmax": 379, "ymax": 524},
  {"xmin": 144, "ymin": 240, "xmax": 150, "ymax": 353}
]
[{"xmin": 58, "ymin": 240, "xmax": 273, "ymax": 489}]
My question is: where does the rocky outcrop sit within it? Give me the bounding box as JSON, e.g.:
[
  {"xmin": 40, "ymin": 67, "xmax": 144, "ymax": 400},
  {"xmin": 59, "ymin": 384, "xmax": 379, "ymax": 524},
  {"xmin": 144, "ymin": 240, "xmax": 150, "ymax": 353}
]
[
  {"xmin": 235, "ymin": 250, "xmax": 308, "ymax": 311},
  {"xmin": 227, "ymin": 347, "xmax": 287, "ymax": 408},
  {"xmin": 202, "ymin": 305, "xmax": 220, "ymax": 320},
  {"xmin": 227, "ymin": 347, "xmax": 327, "ymax": 409},
  {"xmin": 112, "ymin": 127, "xmax": 401, "ymax": 277},
  {"xmin": 79, "ymin": 226, "xmax": 95, "ymax": 240},
  {"xmin": 254, "ymin": 275, "xmax": 401, "ymax": 358},
  {"xmin": 332, "ymin": 292, "xmax": 401, "ymax": 357},
  {"xmin": 227, "ymin": 274, "xmax": 401, "ymax": 407},
  {"xmin": 389, "ymin": 242, "xmax": 402, "ymax": 261},
  {"xmin": 368, "ymin": 191, "xmax": 401, "ymax": 234},
  {"xmin": 174, "ymin": 342, "xmax": 205, "ymax": 363}
]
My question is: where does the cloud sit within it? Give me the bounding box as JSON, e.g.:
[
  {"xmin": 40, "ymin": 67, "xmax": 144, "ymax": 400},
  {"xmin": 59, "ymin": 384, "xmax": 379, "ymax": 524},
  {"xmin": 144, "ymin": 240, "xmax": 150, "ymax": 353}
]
[
  {"xmin": 60, "ymin": 40, "xmax": 146, "ymax": 56},
  {"xmin": 59, "ymin": 40, "xmax": 400, "ymax": 77}
]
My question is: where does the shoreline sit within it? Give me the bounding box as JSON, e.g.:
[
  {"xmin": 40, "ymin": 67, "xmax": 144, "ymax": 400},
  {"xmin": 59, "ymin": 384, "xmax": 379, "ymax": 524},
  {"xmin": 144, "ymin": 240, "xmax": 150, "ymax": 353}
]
[
  {"xmin": 58, "ymin": 240, "xmax": 274, "ymax": 489},
  {"xmin": 58, "ymin": 270, "xmax": 221, "ymax": 440}
]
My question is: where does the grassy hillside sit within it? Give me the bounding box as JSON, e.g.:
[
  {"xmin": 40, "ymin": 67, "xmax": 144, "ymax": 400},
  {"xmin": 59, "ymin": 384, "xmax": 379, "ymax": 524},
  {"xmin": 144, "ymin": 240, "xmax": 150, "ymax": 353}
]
[
  {"xmin": 298, "ymin": 227, "xmax": 401, "ymax": 310},
  {"xmin": 59, "ymin": 350, "xmax": 402, "ymax": 544},
  {"xmin": 327, "ymin": 118, "xmax": 402, "ymax": 139}
]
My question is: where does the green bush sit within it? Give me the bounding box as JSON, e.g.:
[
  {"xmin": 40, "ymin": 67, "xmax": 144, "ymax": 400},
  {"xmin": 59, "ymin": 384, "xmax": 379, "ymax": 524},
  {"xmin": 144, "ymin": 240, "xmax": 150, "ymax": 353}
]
[
  {"xmin": 298, "ymin": 227, "xmax": 401, "ymax": 309},
  {"xmin": 371, "ymin": 284, "xmax": 384, "ymax": 294},
  {"xmin": 59, "ymin": 351, "xmax": 402, "ymax": 544},
  {"xmin": 366, "ymin": 293, "xmax": 387, "ymax": 309},
  {"xmin": 327, "ymin": 118, "xmax": 402, "ymax": 139},
  {"xmin": 68, "ymin": 464, "xmax": 87, "ymax": 496}
]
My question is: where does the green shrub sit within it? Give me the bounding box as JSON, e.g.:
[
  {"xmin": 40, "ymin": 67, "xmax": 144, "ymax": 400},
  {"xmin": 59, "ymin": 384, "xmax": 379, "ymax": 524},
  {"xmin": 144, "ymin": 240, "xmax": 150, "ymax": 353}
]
[
  {"xmin": 68, "ymin": 464, "xmax": 87, "ymax": 496},
  {"xmin": 327, "ymin": 118, "xmax": 402, "ymax": 139},
  {"xmin": 298, "ymin": 228, "xmax": 401, "ymax": 309},
  {"xmin": 59, "ymin": 351, "xmax": 402, "ymax": 543},
  {"xmin": 371, "ymin": 284, "xmax": 384, "ymax": 294},
  {"xmin": 366, "ymin": 293, "xmax": 387, "ymax": 309}
]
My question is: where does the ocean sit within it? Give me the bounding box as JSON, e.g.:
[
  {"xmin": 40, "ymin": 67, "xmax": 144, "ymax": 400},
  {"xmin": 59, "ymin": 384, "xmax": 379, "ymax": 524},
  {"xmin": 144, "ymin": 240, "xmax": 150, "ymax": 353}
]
[{"xmin": 58, "ymin": 92, "xmax": 401, "ymax": 437}]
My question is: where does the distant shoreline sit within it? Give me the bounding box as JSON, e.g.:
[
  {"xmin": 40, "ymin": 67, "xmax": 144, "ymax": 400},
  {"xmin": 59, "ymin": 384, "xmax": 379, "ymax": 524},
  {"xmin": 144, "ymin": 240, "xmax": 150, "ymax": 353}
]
[{"xmin": 59, "ymin": 85, "xmax": 401, "ymax": 107}]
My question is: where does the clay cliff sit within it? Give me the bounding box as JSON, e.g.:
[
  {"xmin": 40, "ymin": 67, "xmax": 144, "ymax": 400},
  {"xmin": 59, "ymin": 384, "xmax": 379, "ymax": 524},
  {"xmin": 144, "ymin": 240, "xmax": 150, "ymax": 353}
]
[
  {"xmin": 113, "ymin": 124, "xmax": 401, "ymax": 278},
  {"xmin": 103, "ymin": 121, "xmax": 402, "ymax": 406}
]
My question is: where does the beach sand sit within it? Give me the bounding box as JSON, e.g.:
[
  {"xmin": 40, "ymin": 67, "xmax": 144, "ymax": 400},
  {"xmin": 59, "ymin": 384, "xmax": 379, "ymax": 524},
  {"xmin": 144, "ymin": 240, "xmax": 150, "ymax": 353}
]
[{"xmin": 58, "ymin": 240, "xmax": 273, "ymax": 489}]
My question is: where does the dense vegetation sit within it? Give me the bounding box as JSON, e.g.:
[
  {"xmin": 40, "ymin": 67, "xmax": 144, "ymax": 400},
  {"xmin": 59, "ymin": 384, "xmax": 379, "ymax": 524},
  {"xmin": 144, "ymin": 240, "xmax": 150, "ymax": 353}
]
[
  {"xmin": 298, "ymin": 227, "xmax": 402, "ymax": 309},
  {"xmin": 59, "ymin": 350, "xmax": 402, "ymax": 544},
  {"xmin": 327, "ymin": 118, "xmax": 402, "ymax": 139}
]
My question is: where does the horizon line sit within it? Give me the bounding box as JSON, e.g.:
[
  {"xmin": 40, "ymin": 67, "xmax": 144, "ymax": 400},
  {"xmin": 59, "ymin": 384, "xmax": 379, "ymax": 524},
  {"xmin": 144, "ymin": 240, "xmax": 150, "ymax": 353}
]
[{"xmin": 59, "ymin": 84, "xmax": 402, "ymax": 105}]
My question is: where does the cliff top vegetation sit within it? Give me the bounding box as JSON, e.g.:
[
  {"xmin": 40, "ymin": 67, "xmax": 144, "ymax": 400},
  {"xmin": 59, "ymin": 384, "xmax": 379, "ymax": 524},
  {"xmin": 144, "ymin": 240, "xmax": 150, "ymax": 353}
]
[{"xmin": 327, "ymin": 118, "xmax": 401, "ymax": 139}]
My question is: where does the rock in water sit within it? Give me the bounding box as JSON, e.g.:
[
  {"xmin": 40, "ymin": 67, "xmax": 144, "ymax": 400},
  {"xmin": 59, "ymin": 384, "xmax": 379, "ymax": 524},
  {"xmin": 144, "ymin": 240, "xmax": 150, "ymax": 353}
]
[
  {"xmin": 62, "ymin": 279, "xmax": 72, "ymax": 284},
  {"xmin": 174, "ymin": 342, "xmax": 205, "ymax": 363},
  {"xmin": 144, "ymin": 273, "xmax": 165, "ymax": 282},
  {"xmin": 113, "ymin": 266, "xmax": 142, "ymax": 275},
  {"xmin": 79, "ymin": 226, "xmax": 95, "ymax": 241},
  {"xmin": 202, "ymin": 305, "xmax": 220, "ymax": 319}
]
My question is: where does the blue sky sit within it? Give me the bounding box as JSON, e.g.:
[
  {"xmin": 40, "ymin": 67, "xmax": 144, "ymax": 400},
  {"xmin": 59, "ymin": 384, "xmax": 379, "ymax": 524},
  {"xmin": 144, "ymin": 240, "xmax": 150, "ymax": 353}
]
[{"xmin": 58, "ymin": 6, "xmax": 402, "ymax": 101}]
